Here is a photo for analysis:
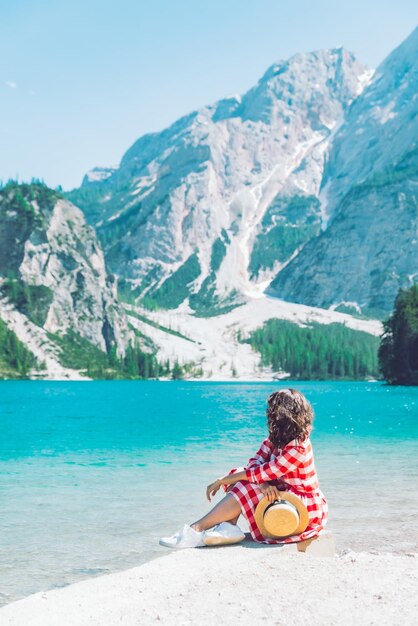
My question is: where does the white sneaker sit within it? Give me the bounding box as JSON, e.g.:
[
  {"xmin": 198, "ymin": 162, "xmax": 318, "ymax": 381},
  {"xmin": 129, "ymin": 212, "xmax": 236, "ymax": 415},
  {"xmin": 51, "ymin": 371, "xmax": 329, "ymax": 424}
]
[
  {"xmin": 159, "ymin": 524, "xmax": 206, "ymax": 549},
  {"xmin": 203, "ymin": 522, "xmax": 245, "ymax": 546}
]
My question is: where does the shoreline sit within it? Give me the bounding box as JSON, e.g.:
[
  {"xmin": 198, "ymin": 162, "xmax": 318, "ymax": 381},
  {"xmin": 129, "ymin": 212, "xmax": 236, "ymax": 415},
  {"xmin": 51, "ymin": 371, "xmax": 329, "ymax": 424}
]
[
  {"xmin": 0, "ymin": 376, "xmax": 383, "ymax": 382},
  {"xmin": 1, "ymin": 543, "xmax": 417, "ymax": 626}
]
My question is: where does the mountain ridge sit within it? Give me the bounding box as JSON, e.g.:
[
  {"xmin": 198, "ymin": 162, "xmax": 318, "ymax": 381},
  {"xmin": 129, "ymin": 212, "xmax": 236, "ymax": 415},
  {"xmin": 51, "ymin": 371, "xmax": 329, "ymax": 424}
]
[
  {"xmin": 3, "ymin": 30, "xmax": 417, "ymax": 379},
  {"xmin": 0, "ymin": 182, "xmax": 135, "ymax": 378},
  {"xmin": 269, "ymin": 26, "xmax": 418, "ymax": 314},
  {"xmin": 67, "ymin": 46, "xmax": 369, "ymax": 315}
]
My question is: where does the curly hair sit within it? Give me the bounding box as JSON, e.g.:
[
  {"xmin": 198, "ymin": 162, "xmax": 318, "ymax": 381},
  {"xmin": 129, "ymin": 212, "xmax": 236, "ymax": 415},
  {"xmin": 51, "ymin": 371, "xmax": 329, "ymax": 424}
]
[{"xmin": 266, "ymin": 388, "xmax": 313, "ymax": 449}]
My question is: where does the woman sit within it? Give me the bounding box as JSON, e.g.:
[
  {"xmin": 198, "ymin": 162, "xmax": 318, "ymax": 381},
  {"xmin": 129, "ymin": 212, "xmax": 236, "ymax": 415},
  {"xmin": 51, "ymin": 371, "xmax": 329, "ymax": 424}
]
[{"xmin": 159, "ymin": 388, "xmax": 328, "ymax": 548}]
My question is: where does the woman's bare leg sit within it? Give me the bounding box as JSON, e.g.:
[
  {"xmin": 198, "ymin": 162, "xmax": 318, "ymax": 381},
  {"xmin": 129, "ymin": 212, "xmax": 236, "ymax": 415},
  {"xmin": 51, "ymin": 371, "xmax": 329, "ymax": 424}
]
[{"xmin": 191, "ymin": 493, "xmax": 241, "ymax": 532}]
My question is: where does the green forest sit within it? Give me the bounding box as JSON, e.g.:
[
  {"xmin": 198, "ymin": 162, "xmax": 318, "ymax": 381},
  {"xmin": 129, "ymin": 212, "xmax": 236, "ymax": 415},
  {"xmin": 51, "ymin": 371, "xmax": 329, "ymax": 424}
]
[
  {"xmin": 240, "ymin": 319, "xmax": 380, "ymax": 380},
  {"xmin": 47, "ymin": 329, "xmax": 200, "ymax": 380},
  {"xmin": 0, "ymin": 322, "xmax": 200, "ymax": 380},
  {"xmin": 379, "ymin": 284, "xmax": 418, "ymax": 385},
  {"xmin": 0, "ymin": 318, "xmax": 38, "ymax": 378}
]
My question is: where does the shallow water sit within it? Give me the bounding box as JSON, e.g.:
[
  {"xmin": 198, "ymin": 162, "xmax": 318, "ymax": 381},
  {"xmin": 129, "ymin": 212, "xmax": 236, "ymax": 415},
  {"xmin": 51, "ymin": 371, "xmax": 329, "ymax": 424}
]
[{"xmin": 0, "ymin": 380, "xmax": 417, "ymax": 606}]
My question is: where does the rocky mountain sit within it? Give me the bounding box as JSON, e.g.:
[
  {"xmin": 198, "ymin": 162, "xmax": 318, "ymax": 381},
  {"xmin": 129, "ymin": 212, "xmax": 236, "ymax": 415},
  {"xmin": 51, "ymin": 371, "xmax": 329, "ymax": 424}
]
[
  {"xmin": 4, "ymin": 31, "xmax": 417, "ymax": 379},
  {"xmin": 269, "ymin": 26, "xmax": 418, "ymax": 316},
  {"xmin": 68, "ymin": 48, "xmax": 369, "ymax": 315},
  {"xmin": 0, "ymin": 182, "xmax": 133, "ymax": 378},
  {"xmin": 0, "ymin": 184, "xmax": 382, "ymax": 381}
]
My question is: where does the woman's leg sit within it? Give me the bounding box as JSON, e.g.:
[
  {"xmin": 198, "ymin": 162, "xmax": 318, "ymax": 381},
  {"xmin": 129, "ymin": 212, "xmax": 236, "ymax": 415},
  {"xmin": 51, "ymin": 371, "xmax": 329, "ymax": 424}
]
[{"xmin": 191, "ymin": 493, "xmax": 241, "ymax": 532}]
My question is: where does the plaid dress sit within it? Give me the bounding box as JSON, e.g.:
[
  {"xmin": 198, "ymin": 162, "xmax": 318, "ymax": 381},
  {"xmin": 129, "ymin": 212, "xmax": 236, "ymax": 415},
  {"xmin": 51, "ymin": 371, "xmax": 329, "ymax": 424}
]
[{"xmin": 225, "ymin": 437, "xmax": 328, "ymax": 543}]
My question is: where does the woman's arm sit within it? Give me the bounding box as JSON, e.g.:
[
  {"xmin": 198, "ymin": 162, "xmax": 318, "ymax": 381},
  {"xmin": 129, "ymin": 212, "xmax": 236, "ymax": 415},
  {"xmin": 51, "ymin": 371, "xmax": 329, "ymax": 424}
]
[
  {"xmin": 206, "ymin": 470, "xmax": 248, "ymax": 501},
  {"xmin": 207, "ymin": 444, "xmax": 305, "ymax": 500},
  {"xmin": 206, "ymin": 472, "xmax": 283, "ymax": 504}
]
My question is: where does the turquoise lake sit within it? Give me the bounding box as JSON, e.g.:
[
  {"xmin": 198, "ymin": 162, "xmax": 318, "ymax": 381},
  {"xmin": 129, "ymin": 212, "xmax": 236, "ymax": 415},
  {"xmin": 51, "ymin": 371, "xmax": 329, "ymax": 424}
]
[{"xmin": 1, "ymin": 380, "xmax": 417, "ymax": 606}]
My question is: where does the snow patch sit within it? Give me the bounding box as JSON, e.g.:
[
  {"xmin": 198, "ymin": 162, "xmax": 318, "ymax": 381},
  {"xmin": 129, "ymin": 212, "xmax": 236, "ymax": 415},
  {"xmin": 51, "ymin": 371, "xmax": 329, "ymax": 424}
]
[
  {"xmin": 372, "ymin": 100, "xmax": 397, "ymax": 124},
  {"xmin": 85, "ymin": 167, "xmax": 116, "ymax": 183},
  {"xmin": 127, "ymin": 296, "xmax": 382, "ymax": 381},
  {"xmin": 356, "ymin": 68, "xmax": 375, "ymax": 95},
  {"xmin": 329, "ymin": 301, "xmax": 362, "ymax": 314}
]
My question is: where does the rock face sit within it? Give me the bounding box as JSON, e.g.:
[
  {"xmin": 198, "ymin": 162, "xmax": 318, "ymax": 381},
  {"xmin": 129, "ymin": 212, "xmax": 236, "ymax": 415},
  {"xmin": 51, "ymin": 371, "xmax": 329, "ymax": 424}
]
[
  {"xmin": 269, "ymin": 27, "xmax": 418, "ymax": 316},
  {"xmin": 0, "ymin": 183, "xmax": 132, "ymax": 364},
  {"xmin": 2, "ymin": 32, "xmax": 415, "ymax": 381},
  {"xmin": 68, "ymin": 48, "xmax": 368, "ymax": 314}
]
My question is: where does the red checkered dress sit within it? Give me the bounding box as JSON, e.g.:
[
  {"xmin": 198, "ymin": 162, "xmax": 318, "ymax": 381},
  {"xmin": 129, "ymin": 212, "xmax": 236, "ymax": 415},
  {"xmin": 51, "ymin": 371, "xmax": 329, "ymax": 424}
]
[{"xmin": 225, "ymin": 437, "xmax": 328, "ymax": 543}]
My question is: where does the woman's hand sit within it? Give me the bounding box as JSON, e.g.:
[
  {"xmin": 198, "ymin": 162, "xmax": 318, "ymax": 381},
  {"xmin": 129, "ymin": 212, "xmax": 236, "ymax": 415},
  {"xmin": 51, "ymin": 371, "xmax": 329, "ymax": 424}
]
[
  {"xmin": 259, "ymin": 482, "xmax": 281, "ymax": 503},
  {"xmin": 206, "ymin": 479, "xmax": 222, "ymax": 502}
]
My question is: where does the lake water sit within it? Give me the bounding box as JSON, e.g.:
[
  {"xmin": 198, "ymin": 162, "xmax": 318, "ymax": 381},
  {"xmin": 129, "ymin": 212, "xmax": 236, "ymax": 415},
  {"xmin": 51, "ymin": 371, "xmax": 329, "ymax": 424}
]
[{"xmin": 1, "ymin": 380, "xmax": 417, "ymax": 606}]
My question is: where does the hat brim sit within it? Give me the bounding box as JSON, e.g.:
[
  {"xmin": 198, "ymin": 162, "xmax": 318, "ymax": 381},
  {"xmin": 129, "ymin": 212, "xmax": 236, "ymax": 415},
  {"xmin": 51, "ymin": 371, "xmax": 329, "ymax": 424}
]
[{"xmin": 254, "ymin": 491, "xmax": 309, "ymax": 539}]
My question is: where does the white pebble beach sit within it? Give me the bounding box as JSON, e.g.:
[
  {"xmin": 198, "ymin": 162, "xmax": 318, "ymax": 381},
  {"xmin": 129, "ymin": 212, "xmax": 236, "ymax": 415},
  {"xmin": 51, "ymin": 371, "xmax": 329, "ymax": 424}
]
[{"xmin": 0, "ymin": 541, "xmax": 417, "ymax": 626}]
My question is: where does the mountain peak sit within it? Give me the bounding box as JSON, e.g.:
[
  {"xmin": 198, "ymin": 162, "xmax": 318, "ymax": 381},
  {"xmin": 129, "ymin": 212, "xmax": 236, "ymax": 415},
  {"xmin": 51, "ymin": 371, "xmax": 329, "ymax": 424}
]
[
  {"xmin": 237, "ymin": 47, "xmax": 367, "ymax": 125},
  {"xmin": 67, "ymin": 43, "xmax": 369, "ymax": 313},
  {"xmin": 260, "ymin": 46, "xmax": 360, "ymax": 81},
  {"xmin": 269, "ymin": 26, "xmax": 418, "ymax": 315}
]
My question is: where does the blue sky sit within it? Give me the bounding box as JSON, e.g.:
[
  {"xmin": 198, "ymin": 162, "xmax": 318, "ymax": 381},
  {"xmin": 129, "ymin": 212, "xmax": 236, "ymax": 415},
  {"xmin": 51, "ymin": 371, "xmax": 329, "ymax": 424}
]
[{"xmin": 1, "ymin": 0, "xmax": 417, "ymax": 190}]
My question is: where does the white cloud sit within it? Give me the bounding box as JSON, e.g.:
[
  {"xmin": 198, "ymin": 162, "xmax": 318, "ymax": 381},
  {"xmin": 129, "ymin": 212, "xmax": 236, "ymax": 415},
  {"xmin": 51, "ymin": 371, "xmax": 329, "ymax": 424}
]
[{"xmin": 5, "ymin": 80, "xmax": 17, "ymax": 89}]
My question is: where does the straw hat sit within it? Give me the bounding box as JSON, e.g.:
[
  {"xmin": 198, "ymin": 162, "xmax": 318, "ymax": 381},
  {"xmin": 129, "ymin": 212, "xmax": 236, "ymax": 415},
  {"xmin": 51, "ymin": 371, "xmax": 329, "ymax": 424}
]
[{"xmin": 254, "ymin": 492, "xmax": 309, "ymax": 539}]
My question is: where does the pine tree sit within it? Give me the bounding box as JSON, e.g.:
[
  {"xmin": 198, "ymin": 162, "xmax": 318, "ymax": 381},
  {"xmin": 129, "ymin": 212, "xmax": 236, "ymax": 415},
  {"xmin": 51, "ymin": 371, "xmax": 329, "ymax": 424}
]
[
  {"xmin": 241, "ymin": 319, "xmax": 379, "ymax": 380},
  {"xmin": 171, "ymin": 361, "xmax": 183, "ymax": 380},
  {"xmin": 379, "ymin": 285, "xmax": 418, "ymax": 385}
]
